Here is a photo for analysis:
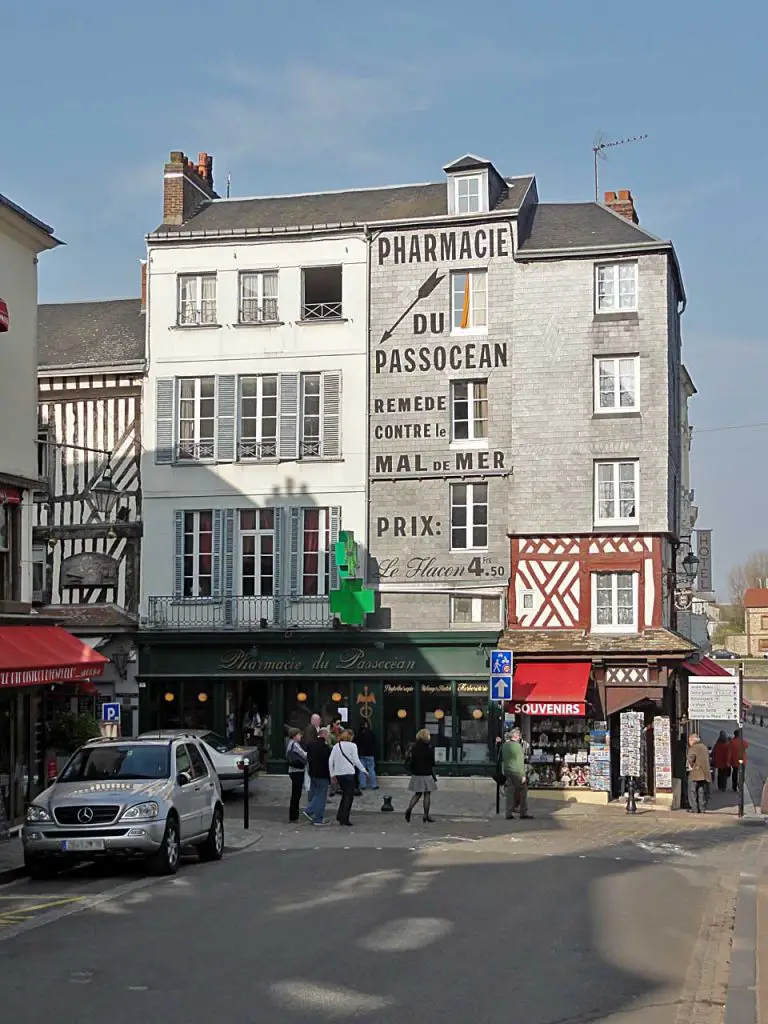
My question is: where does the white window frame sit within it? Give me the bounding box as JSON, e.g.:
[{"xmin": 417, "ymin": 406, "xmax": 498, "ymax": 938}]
[
  {"xmin": 177, "ymin": 273, "xmax": 217, "ymax": 326},
  {"xmin": 595, "ymin": 262, "xmax": 638, "ymax": 314},
  {"xmin": 300, "ymin": 507, "xmax": 330, "ymax": 596},
  {"xmin": 239, "ymin": 271, "xmax": 279, "ymax": 324},
  {"xmin": 594, "ymin": 356, "xmax": 639, "ymax": 414},
  {"xmin": 182, "ymin": 510, "xmax": 214, "ymax": 599},
  {"xmin": 238, "ymin": 375, "xmax": 278, "ymax": 460},
  {"xmin": 594, "ymin": 460, "xmax": 639, "ymax": 526},
  {"xmin": 450, "ymin": 379, "xmax": 489, "ymax": 447},
  {"xmin": 238, "ymin": 509, "xmax": 275, "ymax": 598},
  {"xmin": 177, "ymin": 377, "xmax": 216, "ymax": 461},
  {"xmin": 451, "ymin": 270, "xmax": 488, "ymax": 335},
  {"xmin": 300, "ymin": 373, "xmax": 322, "ymax": 458},
  {"xmin": 454, "ymin": 174, "xmax": 483, "ymax": 214},
  {"xmin": 450, "ymin": 482, "xmax": 488, "ymax": 552},
  {"xmin": 32, "ymin": 544, "xmax": 46, "ymax": 599},
  {"xmin": 520, "ymin": 590, "xmax": 535, "ymax": 611},
  {"xmin": 449, "ymin": 594, "xmax": 501, "ymax": 626},
  {"xmin": 591, "ymin": 571, "xmax": 639, "ymax": 633}
]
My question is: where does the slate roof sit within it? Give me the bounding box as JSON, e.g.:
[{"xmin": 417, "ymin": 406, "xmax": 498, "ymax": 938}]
[
  {"xmin": 149, "ymin": 176, "xmax": 536, "ymax": 237},
  {"xmin": 43, "ymin": 604, "xmax": 138, "ymax": 631},
  {"xmin": 497, "ymin": 628, "xmax": 696, "ymax": 657},
  {"xmin": 38, "ymin": 299, "xmax": 145, "ymax": 371},
  {"xmin": 517, "ymin": 202, "xmax": 663, "ymax": 253},
  {"xmin": 0, "ymin": 192, "xmax": 56, "ymax": 238}
]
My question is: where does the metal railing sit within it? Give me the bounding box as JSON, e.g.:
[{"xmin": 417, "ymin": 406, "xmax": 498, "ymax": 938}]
[
  {"xmin": 301, "ymin": 302, "xmax": 342, "ymax": 321},
  {"xmin": 237, "ymin": 439, "xmax": 278, "ymax": 460},
  {"xmin": 239, "ymin": 299, "xmax": 279, "ymax": 323},
  {"xmin": 178, "ymin": 301, "xmax": 218, "ymax": 326},
  {"xmin": 177, "ymin": 439, "xmax": 215, "ymax": 461},
  {"xmin": 146, "ymin": 595, "xmax": 333, "ymax": 629}
]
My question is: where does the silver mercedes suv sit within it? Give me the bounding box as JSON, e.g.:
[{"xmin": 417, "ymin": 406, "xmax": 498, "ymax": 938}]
[{"xmin": 22, "ymin": 735, "xmax": 224, "ymax": 879}]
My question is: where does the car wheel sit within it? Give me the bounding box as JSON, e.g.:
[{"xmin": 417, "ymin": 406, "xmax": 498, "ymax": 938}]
[
  {"xmin": 25, "ymin": 855, "xmax": 58, "ymax": 881},
  {"xmin": 149, "ymin": 815, "xmax": 180, "ymax": 876},
  {"xmin": 199, "ymin": 805, "xmax": 224, "ymax": 862}
]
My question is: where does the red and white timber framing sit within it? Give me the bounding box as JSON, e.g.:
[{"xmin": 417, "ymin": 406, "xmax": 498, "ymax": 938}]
[{"xmin": 508, "ymin": 535, "xmax": 664, "ymax": 630}]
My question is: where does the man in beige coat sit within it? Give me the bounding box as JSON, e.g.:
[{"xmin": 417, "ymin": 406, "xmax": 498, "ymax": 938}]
[{"xmin": 687, "ymin": 733, "xmax": 712, "ymax": 813}]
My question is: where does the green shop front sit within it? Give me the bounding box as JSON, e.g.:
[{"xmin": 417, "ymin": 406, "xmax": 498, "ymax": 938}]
[{"xmin": 137, "ymin": 631, "xmax": 501, "ymax": 775}]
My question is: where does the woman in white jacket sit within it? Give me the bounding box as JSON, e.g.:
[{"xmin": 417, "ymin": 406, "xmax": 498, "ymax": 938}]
[{"xmin": 328, "ymin": 730, "xmax": 368, "ymax": 826}]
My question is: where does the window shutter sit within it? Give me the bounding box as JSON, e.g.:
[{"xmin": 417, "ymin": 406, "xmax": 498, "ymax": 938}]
[
  {"xmin": 155, "ymin": 378, "xmax": 175, "ymax": 464},
  {"xmin": 173, "ymin": 510, "xmax": 184, "ymax": 599},
  {"xmin": 289, "ymin": 506, "xmax": 301, "ymax": 597},
  {"xmin": 216, "ymin": 375, "xmax": 236, "ymax": 462},
  {"xmin": 329, "ymin": 506, "xmax": 341, "ymax": 590},
  {"xmin": 273, "ymin": 507, "xmax": 283, "ymax": 597},
  {"xmin": 223, "ymin": 509, "xmax": 235, "ymax": 594},
  {"xmin": 278, "ymin": 373, "xmax": 300, "ymax": 460},
  {"xmin": 321, "ymin": 371, "xmax": 342, "ymax": 458},
  {"xmin": 212, "ymin": 509, "xmax": 223, "ymax": 600}
]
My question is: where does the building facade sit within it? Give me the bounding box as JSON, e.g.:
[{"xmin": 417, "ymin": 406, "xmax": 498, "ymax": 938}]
[
  {"xmin": 0, "ymin": 193, "xmax": 107, "ymax": 829},
  {"xmin": 34, "ymin": 295, "xmax": 146, "ymax": 732},
  {"xmin": 139, "ymin": 153, "xmax": 370, "ymax": 740}
]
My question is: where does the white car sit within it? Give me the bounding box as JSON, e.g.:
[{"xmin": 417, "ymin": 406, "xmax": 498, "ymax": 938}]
[{"xmin": 139, "ymin": 730, "xmax": 259, "ymax": 794}]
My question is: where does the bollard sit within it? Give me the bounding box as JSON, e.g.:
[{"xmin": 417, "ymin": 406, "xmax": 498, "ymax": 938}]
[
  {"xmin": 752, "ymin": 714, "xmax": 756, "ymax": 725},
  {"xmin": 761, "ymin": 717, "xmax": 765, "ymax": 728},
  {"xmin": 626, "ymin": 776, "xmax": 637, "ymax": 814},
  {"xmin": 240, "ymin": 757, "xmax": 250, "ymax": 830},
  {"xmin": 381, "ymin": 796, "xmax": 394, "ymax": 812}
]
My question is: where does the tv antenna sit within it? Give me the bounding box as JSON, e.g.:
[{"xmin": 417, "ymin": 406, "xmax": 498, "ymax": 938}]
[
  {"xmin": 226, "ymin": 173, "xmax": 232, "ymax": 199},
  {"xmin": 592, "ymin": 133, "xmax": 648, "ymax": 202}
]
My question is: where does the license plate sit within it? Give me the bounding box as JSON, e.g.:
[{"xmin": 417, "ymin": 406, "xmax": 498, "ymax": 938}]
[{"xmin": 60, "ymin": 838, "xmax": 105, "ymax": 852}]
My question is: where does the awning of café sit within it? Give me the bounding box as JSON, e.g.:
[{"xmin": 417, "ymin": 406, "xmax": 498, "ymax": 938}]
[{"xmin": 0, "ymin": 626, "xmax": 108, "ymax": 689}]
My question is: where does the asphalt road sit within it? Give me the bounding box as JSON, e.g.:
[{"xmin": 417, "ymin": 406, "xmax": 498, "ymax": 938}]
[{"xmin": 0, "ymin": 819, "xmax": 748, "ymax": 1024}]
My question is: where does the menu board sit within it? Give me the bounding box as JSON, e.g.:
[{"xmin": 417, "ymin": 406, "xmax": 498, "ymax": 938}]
[
  {"xmin": 653, "ymin": 716, "xmax": 672, "ymax": 792},
  {"xmin": 619, "ymin": 712, "xmax": 643, "ymax": 778},
  {"xmin": 589, "ymin": 722, "xmax": 611, "ymax": 792}
]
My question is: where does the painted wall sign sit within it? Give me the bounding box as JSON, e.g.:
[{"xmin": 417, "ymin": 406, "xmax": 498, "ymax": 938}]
[
  {"xmin": 377, "ymin": 227, "xmax": 512, "ymax": 265},
  {"xmin": 374, "ymin": 555, "xmax": 505, "ymax": 581},
  {"xmin": 374, "ymin": 342, "xmax": 507, "ymax": 375},
  {"xmin": 373, "ymin": 450, "xmax": 506, "ymax": 477},
  {"xmin": 219, "ymin": 647, "xmax": 418, "ymax": 675}
]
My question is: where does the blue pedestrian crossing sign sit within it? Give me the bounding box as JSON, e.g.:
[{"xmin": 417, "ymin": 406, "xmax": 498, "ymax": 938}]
[
  {"xmin": 490, "ymin": 650, "xmax": 512, "ymax": 676},
  {"xmin": 490, "ymin": 676, "xmax": 513, "ymax": 702},
  {"xmin": 102, "ymin": 702, "xmax": 121, "ymax": 723}
]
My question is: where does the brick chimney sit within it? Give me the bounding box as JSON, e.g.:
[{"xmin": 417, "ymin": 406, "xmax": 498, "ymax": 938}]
[
  {"xmin": 604, "ymin": 189, "xmax": 639, "ymax": 224},
  {"xmin": 140, "ymin": 260, "xmax": 147, "ymax": 313},
  {"xmin": 163, "ymin": 150, "xmax": 217, "ymax": 226}
]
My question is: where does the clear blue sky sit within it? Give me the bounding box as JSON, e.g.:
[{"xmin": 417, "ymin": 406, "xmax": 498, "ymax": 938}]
[{"xmin": 2, "ymin": 1, "xmax": 764, "ymax": 593}]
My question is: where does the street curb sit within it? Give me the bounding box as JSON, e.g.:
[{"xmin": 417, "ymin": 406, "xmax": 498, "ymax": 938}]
[
  {"xmin": 725, "ymin": 869, "xmax": 758, "ymax": 1024},
  {"xmin": 0, "ymin": 866, "xmax": 26, "ymax": 886}
]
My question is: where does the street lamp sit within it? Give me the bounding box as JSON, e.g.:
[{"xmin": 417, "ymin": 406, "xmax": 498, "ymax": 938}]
[
  {"xmin": 681, "ymin": 550, "xmax": 699, "ymax": 583},
  {"xmin": 89, "ymin": 460, "xmax": 120, "ymax": 519}
]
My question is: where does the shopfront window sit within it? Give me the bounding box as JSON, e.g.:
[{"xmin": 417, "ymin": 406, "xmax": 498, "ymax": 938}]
[
  {"xmin": 421, "ymin": 684, "xmax": 453, "ymax": 764},
  {"xmin": 383, "ymin": 683, "xmax": 415, "ymax": 763},
  {"xmin": 284, "ymin": 682, "xmax": 314, "ymax": 734},
  {"xmin": 158, "ymin": 683, "xmax": 182, "ymax": 729},
  {"xmin": 318, "ymin": 681, "xmax": 350, "ymax": 728},
  {"xmin": 182, "ymin": 685, "xmax": 214, "ymax": 730},
  {"xmin": 456, "ymin": 683, "xmax": 491, "ymax": 763},
  {"xmin": 523, "ymin": 715, "xmax": 591, "ymax": 789}
]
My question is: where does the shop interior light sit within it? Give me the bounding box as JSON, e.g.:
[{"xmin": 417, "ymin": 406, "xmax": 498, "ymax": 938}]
[
  {"xmin": 331, "ymin": 691, "xmax": 342, "ymax": 702},
  {"xmin": 472, "ymin": 709, "xmax": 484, "ymax": 720},
  {"xmin": 297, "ymin": 691, "xmax": 308, "ymax": 703},
  {"xmin": 434, "ymin": 709, "xmax": 445, "ymax": 720},
  {"xmin": 198, "ymin": 692, "xmax": 208, "ymax": 703},
  {"xmin": 397, "ymin": 709, "xmax": 408, "ymax": 719},
  {"xmin": 163, "ymin": 692, "xmax": 175, "ymax": 703}
]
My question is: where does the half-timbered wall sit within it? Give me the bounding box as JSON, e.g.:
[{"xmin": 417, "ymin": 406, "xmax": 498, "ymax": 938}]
[
  {"xmin": 509, "ymin": 534, "xmax": 667, "ymax": 631},
  {"xmin": 35, "ymin": 372, "xmax": 142, "ymax": 609}
]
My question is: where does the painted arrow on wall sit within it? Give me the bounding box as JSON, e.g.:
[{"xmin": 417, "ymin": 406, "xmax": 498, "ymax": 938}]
[{"xmin": 379, "ymin": 269, "xmax": 445, "ymax": 344}]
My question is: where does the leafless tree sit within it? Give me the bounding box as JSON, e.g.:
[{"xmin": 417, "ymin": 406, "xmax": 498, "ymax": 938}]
[{"xmin": 727, "ymin": 550, "xmax": 768, "ymax": 610}]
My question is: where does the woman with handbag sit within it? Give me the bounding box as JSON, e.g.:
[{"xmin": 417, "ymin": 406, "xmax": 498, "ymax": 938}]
[
  {"xmin": 328, "ymin": 729, "xmax": 368, "ymax": 826},
  {"xmin": 404, "ymin": 729, "xmax": 437, "ymax": 823},
  {"xmin": 286, "ymin": 728, "xmax": 307, "ymax": 823}
]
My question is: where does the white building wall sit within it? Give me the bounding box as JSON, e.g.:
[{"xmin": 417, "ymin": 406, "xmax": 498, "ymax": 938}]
[{"xmin": 142, "ymin": 233, "xmax": 368, "ymax": 615}]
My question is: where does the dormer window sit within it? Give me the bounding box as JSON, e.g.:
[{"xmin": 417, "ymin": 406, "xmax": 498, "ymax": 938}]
[{"xmin": 455, "ymin": 175, "xmax": 482, "ymax": 214}]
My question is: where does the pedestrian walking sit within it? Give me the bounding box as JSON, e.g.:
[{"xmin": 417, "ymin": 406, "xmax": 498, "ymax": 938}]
[
  {"xmin": 304, "ymin": 713, "xmax": 321, "ymax": 746},
  {"xmin": 712, "ymin": 730, "xmax": 731, "ymax": 791},
  {"xmin": 404, "ymin": 729, "xmax": 437, "ymax": 823},
  {"xmin": 500, "ymin": 728, "xmax": 533, "ymax": 819},
  {"xmin": 286, "ymin": 728, "xmax": 307, "ymax": 823},
  {"xmin": 328, "ymin": 729, "xmax": 367, "ymax": 826},
  {"xmin": 686, "ymin": 733, "xmax": 711, "ymax": 812},
  {"xmin": 303, "ymin": 727, "xmax": 331, "ymax": 825},
  {"xmin": 355, "ymin": 720, "xmax": 379, "ymax": 792},
  {"xmin": 728, "ymin": 729, "xmax": 749, "ymax": 793}
]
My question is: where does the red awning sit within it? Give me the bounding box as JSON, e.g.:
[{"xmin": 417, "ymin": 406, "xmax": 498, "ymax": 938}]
[
  {"xmin": 0, "ymin": 298, "xmax": 8, "ymax": 333},
  {"xmin": 0, "ymin": 485, "xmax": 22, "ymax": 505},
  {"xmin": 683, "ymin": 657, "xmax": 734, "ymax": 677},
  {"xmin": 0, "ymin": 626, "xmax": 108, "ymax": 689},
  {"xmin": 509, "ymin": 661, "xmax": 592, "ymax": 716}
]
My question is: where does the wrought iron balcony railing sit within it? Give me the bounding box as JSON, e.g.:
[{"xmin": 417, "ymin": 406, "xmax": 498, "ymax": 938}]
[
  {"xmin": 145, "ymin": 594, "xmax": 333, "ymax": 630},
  {"xmin": 301, "ymin": 302, "xmax": 343, "ymax": 321}
]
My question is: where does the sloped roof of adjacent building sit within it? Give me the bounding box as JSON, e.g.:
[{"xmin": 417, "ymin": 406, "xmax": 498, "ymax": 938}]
[
  {"xmin": 516, "ymin": 202, "xmax": 663, "ymax": 253},
  {"xmin": 38, "ymin": 298, "xmax": 145, "ymax": 371},
  {"xmin": 497, "ymin": 628, "xmax": 696, "ymax": 656},
  {"xmin": 743, "ymin": 588, "xmax": 768, "ymax": 609},
  {"xmin": 0, "ymin": 191, "xmax": 60, "ymax": 244},
  {"xmin": 149, "ymin": 176, "xmax": 537, "ymax": 236}
]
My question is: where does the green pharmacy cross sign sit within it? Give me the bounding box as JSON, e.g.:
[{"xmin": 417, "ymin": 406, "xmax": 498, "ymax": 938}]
[{"xmin": 330, "ymin": 531, "xmax": 375, "ymax": 626}]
